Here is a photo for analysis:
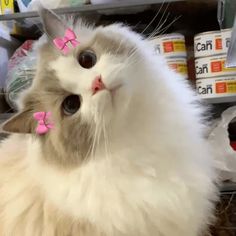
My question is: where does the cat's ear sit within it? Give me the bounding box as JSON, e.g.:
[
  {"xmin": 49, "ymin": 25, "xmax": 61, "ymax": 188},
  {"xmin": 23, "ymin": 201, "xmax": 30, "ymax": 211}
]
[
  {"xmin": 39, "ymin": 7, "xmax": 67, "ymax": 40},
  {"xmin": 1, "ymin": 110, "xmax": 34, "ymax": 134}
]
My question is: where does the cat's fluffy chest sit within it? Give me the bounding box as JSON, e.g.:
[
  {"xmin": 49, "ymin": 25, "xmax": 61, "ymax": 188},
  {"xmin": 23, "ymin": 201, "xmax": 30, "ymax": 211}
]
[
  {"xmin": 0, "ymin": 135, "xmax": 214, "ymax": 236},
  {"xmin": 29, "ymin": 139, "xmax": 198, "ymax": 236}
]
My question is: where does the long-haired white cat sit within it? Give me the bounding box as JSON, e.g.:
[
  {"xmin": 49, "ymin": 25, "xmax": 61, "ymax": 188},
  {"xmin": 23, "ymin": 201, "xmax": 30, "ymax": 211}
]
[{"xmin": 0, "ymin": 8, "xmax": 217, "ymax": 236}]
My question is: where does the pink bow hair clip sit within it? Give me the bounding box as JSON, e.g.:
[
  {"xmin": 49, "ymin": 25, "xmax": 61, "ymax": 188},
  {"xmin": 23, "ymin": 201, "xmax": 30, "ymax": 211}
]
[
  {"xmin": 53, "ymin": 28, "xmax": 79, "ymax": 55},
  {"xmin": 33, "ymin": 112, "xmax": 54, "ymax": 135}
]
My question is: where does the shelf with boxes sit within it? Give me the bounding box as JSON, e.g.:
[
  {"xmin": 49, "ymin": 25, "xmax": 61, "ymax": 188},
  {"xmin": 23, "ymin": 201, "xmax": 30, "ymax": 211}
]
[
  {"xmin": 1, "ymin": 1, "xmax": 233, "ymax": 108},
  {"xmin": 0, "ymin": 0, "xmax": 220, "ymax": 112}
]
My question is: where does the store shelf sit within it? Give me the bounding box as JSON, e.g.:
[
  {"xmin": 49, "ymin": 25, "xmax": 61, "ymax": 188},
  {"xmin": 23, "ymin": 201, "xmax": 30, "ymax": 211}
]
[
  {"xmin": 202, "ymin": 96, "xmax": 236, "ymax": 104},
  {"xmin": 0, "ymin": 0, "xmax": 184, "ymax": 21},
  {"xmin": 221, "ymin": 182, "xmax": 236, "ymax": 192}
]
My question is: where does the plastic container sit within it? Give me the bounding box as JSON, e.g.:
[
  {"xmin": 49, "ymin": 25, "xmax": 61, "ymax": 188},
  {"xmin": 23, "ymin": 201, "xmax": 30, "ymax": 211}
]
[{"xmin": 5, "ymin": 40, "xmax": 37, "ymax": 109}]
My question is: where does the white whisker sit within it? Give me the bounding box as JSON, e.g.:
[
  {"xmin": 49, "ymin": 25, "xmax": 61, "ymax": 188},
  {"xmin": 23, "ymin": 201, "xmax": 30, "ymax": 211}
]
[
  {"xmin": 147, "ymin": 12, "xmax": 170, "ymax": 39},
  {"xmin": 156, "ymin": 16, "xmax": 181, "ymax": 36},
  {"xmin": 102, "ymin": 118, "xmax": 110, "ymax": 163},
  {"xmin": 141, "ymin": 0, "xmax": 166, "ymax": 35},
  {"xmin": 150, "ymin": 1, "xmax": 170, "ymax": 37}
]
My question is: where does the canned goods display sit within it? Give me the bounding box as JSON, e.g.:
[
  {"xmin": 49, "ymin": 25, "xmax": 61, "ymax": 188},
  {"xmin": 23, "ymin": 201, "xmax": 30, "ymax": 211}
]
[
  {"xmin": 194, "ymin": 29, "xmax": 231, "ymax": 58},
  {"xmin": 195, "ymin": 55, "xmax": 236, "ymax": 79},
  {"xmin": 166, "ymin": 58, "xmax": 188, "ymax": 78},
  {"xmin": 149, "ymin": 33, "xmax": 187, "ymax": 58},
  {"xmin": 196, "ymin": 76, "xmax": 236, "ymax": 102}
]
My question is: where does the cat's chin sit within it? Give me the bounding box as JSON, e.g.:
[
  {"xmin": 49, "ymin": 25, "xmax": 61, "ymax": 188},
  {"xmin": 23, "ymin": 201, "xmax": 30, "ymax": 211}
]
[
  {"xmin": 110, "ymin": 84, "xmax": 122, "ymax": 97},
  {"xmin": 93, "ymin": 89, "xmax": 111, "ymax": 100}
]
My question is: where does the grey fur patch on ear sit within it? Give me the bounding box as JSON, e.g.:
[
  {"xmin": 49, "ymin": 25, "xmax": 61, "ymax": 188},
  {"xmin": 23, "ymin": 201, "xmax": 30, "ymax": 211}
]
[
  {"xmin": 1, "ymin": 110, "xmax": 34, "ymax": 134},
  {"xmin": 39, "ymin": 7, "xmax": 67, "ymax": 40}
]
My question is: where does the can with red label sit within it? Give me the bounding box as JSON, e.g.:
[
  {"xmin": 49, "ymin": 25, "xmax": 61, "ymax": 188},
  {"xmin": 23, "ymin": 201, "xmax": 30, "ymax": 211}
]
[
  {"xmin": 149, "ymin": 33, "xmax": 187, "ymax": 58},
  {"xmin": 195, "ymin": 55, "xmax": 236, "ymax": 79},
  {"xmin": 194, "ymin": 29, "xmax": 231, "ymax": 58},
  {"xmin": 166, "ymin": 58, "xmax": 188, "ymax": 78},
  {"xmin": 196, "ymin": 76, "xmax": 236, "ymax": 103}
]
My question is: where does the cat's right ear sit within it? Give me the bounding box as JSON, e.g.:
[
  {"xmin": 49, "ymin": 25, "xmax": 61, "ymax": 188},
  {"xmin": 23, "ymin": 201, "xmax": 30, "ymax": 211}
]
[
  {"xmin": 39, "ymin": 7, "xmax": 68, "ymax": 40},
  {"xmin": 1, "ymin": 110, "xmax": 34, "ymax": 134}
]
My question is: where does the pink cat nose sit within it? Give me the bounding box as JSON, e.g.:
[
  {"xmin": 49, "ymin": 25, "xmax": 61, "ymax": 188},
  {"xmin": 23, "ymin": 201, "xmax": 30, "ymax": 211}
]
[{"xmin": 92, "ymin": 75, "xmax": 106, "ymax": 95}]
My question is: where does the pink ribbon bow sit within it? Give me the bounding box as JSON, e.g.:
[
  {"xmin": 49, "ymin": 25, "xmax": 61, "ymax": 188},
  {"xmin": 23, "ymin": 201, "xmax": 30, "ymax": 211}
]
[
  {"xmin": 53, "ymin": 28, "xmax": 79, "ymax": 55},
  {"xmin": 33, "ymin": 112, "xmax": 54, "ymax": 135}
]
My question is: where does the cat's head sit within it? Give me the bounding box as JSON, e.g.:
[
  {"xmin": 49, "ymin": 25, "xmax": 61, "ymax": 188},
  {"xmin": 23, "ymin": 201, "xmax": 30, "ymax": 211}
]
[{"xmin": 2, "ymin": 8, "xmax": 159, "ymax": 166}]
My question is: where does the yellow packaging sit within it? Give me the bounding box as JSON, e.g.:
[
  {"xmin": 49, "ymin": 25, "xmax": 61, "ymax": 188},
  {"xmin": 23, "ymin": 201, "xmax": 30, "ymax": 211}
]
[
  {"xmin": 0, "ymin": 0, "xmax": 20, "ymax": 35},
  {"xmin": 0, "ymin": 0, "xmax": 14, "ymax": 14},
  {"xmin": 224, "ymin": 81, "xmax": 236, "ymax": 93},
  {"xmin": 222, "ymin": 61, "xmax": 236, "ymax": 72}
]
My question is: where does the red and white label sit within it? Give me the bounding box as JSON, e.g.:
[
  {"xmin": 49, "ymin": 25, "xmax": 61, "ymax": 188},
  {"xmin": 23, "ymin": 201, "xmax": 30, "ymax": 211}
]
[
  {"xmin": 216, "ymin": 82, "xmax": 227, "ymax": 93},
  {"xmin": 163, "ymin": 41, "xmax": 174, "ymax": 52},
  {"xmin": 215, "ymin": 38, "xmax": 222, "ymax": 50},
  {"xmin": 211, "ymin": 61, "xmax": 222, "ymax": 72}
]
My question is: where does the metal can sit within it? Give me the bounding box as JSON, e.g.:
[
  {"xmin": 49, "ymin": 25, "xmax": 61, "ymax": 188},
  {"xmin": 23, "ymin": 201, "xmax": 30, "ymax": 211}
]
[
  {"xmin": 166, "ymin": 58, "xmax": 188, "ymax": 78},
  {"xmin": 149, "ymin": 33, "xmax": 187, "ymax": 58},
  {"xmin": 195, "ymin": 55, "xmax": 236, "ymax": 79},
  {"xmin": 194, "ymin": 29, "xmax": 231, "ymax": 58},
  {"xmin": 196, "ymin": 76, "xmax": 236, "ymax": 102}
]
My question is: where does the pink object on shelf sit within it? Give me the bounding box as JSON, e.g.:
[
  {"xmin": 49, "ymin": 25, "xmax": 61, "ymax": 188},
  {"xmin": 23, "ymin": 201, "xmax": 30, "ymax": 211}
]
[{"xmin": 7, "ymin": 40, "xmax": 34, "ymax": 71}]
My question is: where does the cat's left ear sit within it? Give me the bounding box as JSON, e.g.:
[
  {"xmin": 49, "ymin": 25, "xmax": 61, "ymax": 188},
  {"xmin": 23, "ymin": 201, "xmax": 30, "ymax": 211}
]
[
  {"xmin": 1, "ymin": 110, "xmax": 35, "ymax": 134},
  {"xmin": 39, "ymin": 7, "xmax": 68, "ymax": 41}
]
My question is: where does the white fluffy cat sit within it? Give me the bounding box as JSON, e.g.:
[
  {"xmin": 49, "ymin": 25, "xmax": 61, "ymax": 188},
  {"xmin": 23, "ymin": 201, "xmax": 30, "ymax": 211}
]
[{"xmin": 0, "ymin": 8, "xmax": 217, "ymax": 236}]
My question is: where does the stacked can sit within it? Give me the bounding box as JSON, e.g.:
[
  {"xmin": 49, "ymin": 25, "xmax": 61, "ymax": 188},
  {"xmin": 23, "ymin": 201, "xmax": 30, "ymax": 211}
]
[
  {"xmin": 194, "ymin": 29, "xmax": 236, "ymax": 102},
  {"xmin": 149, "ymin": 33, "xmax": 188, "ymax": 79}
]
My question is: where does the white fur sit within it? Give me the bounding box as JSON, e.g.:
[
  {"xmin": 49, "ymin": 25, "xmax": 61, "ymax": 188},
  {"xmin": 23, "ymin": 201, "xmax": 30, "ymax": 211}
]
[{"xmin": 0, "ymin": 23, "xmax": 217, "ymax": 235}]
